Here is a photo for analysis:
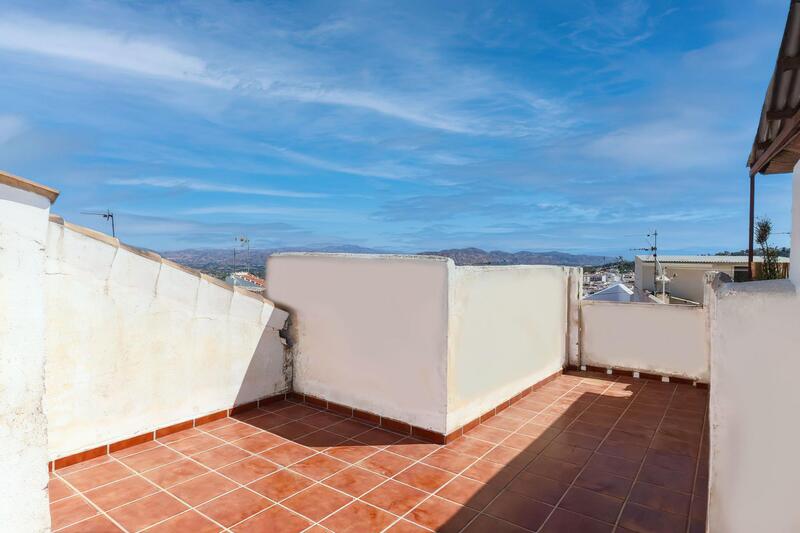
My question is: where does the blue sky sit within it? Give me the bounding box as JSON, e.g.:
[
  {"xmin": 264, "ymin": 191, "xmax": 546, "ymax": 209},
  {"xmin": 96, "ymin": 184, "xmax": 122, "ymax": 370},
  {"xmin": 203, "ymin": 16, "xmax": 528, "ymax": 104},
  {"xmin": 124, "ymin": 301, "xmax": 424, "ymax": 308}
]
[{"xmin": 0, "ymin": 0, "xmax": 793, "ymax": 256}]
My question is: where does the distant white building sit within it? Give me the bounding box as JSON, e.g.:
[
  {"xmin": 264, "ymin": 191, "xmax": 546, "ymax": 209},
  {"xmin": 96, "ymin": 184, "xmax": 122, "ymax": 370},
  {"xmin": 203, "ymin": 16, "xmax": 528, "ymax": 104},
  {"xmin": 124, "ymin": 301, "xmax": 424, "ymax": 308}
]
[
  {"xmin": 583, "ymin": 282, "xmax": 655, "ymax": 303},
  {"xmin": 225, "ymin": 271, "xmax": 266, "ymax": 293},
  {"xmin": 635, "ymin": 255, "xmax": 790, "ymax": 303}
]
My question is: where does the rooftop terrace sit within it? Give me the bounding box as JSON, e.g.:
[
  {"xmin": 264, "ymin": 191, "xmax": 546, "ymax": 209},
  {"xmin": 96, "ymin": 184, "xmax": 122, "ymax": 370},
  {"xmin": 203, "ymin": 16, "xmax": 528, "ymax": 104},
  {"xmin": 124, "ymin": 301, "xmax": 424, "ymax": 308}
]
[{"xmin": 49, "ymin": 372, "xmax": 707, "ymax": 533}]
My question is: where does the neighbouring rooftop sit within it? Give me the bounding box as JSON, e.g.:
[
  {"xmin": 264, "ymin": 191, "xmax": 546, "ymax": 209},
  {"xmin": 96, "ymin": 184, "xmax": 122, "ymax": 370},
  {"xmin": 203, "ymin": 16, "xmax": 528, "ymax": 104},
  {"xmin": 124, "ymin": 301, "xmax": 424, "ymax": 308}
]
[{"xmin": 49, "ymin": 372, "xmax": 708, "ymax": 533}]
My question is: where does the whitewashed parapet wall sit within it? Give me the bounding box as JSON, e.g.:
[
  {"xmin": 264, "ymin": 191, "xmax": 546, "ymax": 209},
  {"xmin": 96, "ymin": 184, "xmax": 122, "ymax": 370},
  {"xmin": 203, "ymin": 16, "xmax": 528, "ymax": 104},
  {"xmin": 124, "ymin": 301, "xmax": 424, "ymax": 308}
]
[
  {"xmin": 705, "ymin": 161, "xmax": 800, "ymax": 532},
  {"xmin": 0, "ymin": 173, "xmax": 58, "ymax": 533},
  {"xmin": 580, "ymin": 299, "xmax": 710, "ymax": 382},
  {"xmin": 45, "ymin": 216, "xmax": 289, "ymax": 460},
  {"xmin": 267, "ymin": 253, "xmax": 580, "ymax": 435}
]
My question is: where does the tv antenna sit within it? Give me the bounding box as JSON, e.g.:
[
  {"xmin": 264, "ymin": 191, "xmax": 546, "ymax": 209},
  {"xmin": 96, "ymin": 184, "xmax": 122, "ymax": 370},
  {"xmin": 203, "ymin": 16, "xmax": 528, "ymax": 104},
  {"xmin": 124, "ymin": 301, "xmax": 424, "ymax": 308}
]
[
  {"xmin": 232, "ymin": 235, "xmax": 251, "ymax": 274},
  {"xmin": 630, "ymin": 230, "xmax": 659, "ymax": 293},
  {"xmin": 81, "ymin": 209, "xmax": 116, "ymax": 237}
]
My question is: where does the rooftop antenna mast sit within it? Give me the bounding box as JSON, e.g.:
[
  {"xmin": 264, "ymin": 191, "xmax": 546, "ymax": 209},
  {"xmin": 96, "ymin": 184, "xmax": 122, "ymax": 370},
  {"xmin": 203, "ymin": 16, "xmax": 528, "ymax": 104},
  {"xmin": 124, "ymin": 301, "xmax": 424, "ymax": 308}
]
[
  {"xmin": 630, "ymin": 230, "xmax": 659, "ymax": 293},
  {"xmin": 81, "ymin": 209, "xmax": 116, "ymax": 237},
  {"xmin": 232, "ymin": 235, "xmax": 250, "ymax": 275}
]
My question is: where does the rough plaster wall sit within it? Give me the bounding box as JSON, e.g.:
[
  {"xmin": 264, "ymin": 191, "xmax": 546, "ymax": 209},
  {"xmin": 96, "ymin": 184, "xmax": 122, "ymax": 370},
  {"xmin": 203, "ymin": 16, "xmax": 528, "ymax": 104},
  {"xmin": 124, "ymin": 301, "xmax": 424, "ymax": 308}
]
[
  {"xmin": 0, "ymin": 183, "xmax": 51, "ymax": 532},
  {"xmin": 446, "ymin": 266, "xmax": 571, "ymax": 433},
  {"xmin": 267, "ymin": 253, "xmax": 450, "ymax": 433},
  {"xmin": 708, "ymin": 280, "xmax": 800, "ymax": 532},
  {"xmin": 580, "ymin": 301, "xmax": 708, "ymax": 381},
  {"xmin": 44, "ymin": 223, "xmax": 289, "ymax": 459}
]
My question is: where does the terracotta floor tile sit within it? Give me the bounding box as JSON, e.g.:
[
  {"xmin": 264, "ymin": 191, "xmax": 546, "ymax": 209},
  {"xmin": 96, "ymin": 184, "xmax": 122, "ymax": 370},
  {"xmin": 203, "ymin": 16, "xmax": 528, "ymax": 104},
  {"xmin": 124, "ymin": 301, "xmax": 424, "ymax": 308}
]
[
  {"xmin": 261, "ymin": 442, "xmax": 316, "ymax": 466},
  {"xmin": 295, "ymin": 429, "xmax": 349, "ymax": 449},
  {"xmin": 501, "ymin": 431, "xmax": 548, "ymax": 452},
  {"xmin": 210, "ymin": 421, "xmax": 261, "ymax": 441},
  {"xmin": 408, "ymin": 496, "xmax": 477, "ymax": 533},
  {"xmin": 484, "ymin": 490, "xmax": 553, "ymax": 531},
  {"xmin": 48, "ymin": 476, "xmax": 75, "ymax": 502},
  {"xmin": 463, "ymin": 459, "xmax": 518, "ymax": 485},
  {"xmin": 108, "ymin": 492, "xmax": 188, "ymax": 531},
  {"xmin": 198, "ymin": 416, "xmax": 237, "ymax": 431},
  {"xmin": 327, "ymin": 419, "xmax": 375, "ymax": 438},
  {"xmin": 644, "ymin": 450, "xmax": 696, "ymax": 474},
  {"xmin": 574, "ymin": 465, "xmax": 633, "ymax": 500},
  {"xmin": 541, "ymin": 508, "xmax": 614, "ymax": 532},
  {"xmin": 482, "ymin": 445, "xmax": 532, "ymax": 468},
  {"xmin": 145, "ymin": 510, "xmax": 220, "ymax": 533},
  {"xmin": 554, "ymin": 431, "xmax": 602, "ymax": 451},
  {"xmin": 483, "ymin": 416, "xmax": 524, "ymax": 432},
  {"xmin": 586, "ymin": 453, "xmax": 641, "ymax": 479},
  {"xmin": 385, "ymin": 438, "xmax": 439, "ymax": 461},
  {"xmin": 302, "ymin": 411, "xmax": 347, "ymax": 429},
  {"xmin": 638, "ymin": 463, "xmax": 694, "ymax": 493},
  {"xmin": 50, "ymin": 495, "xmax": 98, "ymax": 530},
  {"xmin": 464, "ymin": 425, "xmax": 511, "ymax": 443},
  {"xmin": 62, "ymin": 460, "xmax": 132, "ymax": 492},
  {"xmin": 58, "ymin": 515, "xmax": 123, "ymax": 533},
  {"xmin": 120, "ymin": 446, "xmax": 182, "ymax": 473},
  {"xmin": 358, "ymin": 450, "xmax": 413, "ymax": 477},
  {"xmin": 323, "ymin": 466, "xmax": 385, "ymax": 497},
  {"xmin": 84, "ymin": 475, "xmax": 159, "ymax": 511},
  {"xmin": 619, "ymin": 502, "xmax": 687, "ymax": 533},
  {"xmin": 270, "ymin": 421, "xmax": 318, "ymax": 440},
  {"xmin": 446, "ymin": 437, "xmax": 494, "ymax": 458},
  {"xmin": 283, "ymin": 483, "xmax": 353, "ymax": 521},
  {"xmin": 57, "ymin": 455, "xmax": 114, "ymax": 476},
  {"xmin": 462, "ymin": 513, "xmax": 530, "ymax": 533},
  {"xmin": 596, "ymin": 441, "xmax": 648, "ymax": 463},
  {"xmin": 524, "ymin": 456, "xmax": 582, "ymax": 484},
  {"xmin": 142, "ymin": 459, "xmax": 209, "ymax": 488},
  {"xmin": 232, "ymin": 505, "xmax": 311, "ymax": 533},
  {"xmin": 395, "ymin": 463, "xmax": 454, "ymax": 492},
  {"xmin": 218, "ymin": 456, "xmax": 278, "ymax": 484},
  {"xmin": 167, "ymin": 434, "xmax": 224, "ymax": 456},
  {"xmin": 423, "ymin": 448, "xmax": 476, "ymax": 473},
  {"xmin": 111, "ymin": 440, "xmax": 161, "ymax": 458},
  {"xmin": 156, "ymin": 428, "xmax": 201, "ymax": 444},
  {"xmin": 362, "ymin": 479, "xmax": 427, "ymax": 515},
  {"xmin": 321, "ymin": 501, "xmax": 396, "ymax": 533},
  {"xmin": 248, "ymin": 469, "xmax": 313, "ymax": 501},
  {"xmin": 193, "ymin": 444, "xmax": 251, "ymax": 469},
  {"xmin": 559, "ymin": 486, "xmax": 622, "ymax": 524},
  {"xmin": 629, "ymin": 482, "xmax": 691, "ymax": 517},
  {"xmin": 278, "ymin": 404, "xmax": 320, "ymax": 419},
  {"xmin": 506, "ymin": 471, "xmax": 569, "ymax": 505},
  {"xmin": 542, "ymin": 443, "xmax": 593, "ymax": 466},
  {"xmin": 169, "ymin": 472, "xmax": 238, "ymax": 506},
  {"xmin": 324, "ymin": 442, "xmax": 380, "ymax": 463},
  {"xmin": 197, "ymin": 488, "xmax": 271, "ymax": 527},
  {"xmin": 649, "ymin": 435, "xmax": 699, "ymax": 458},
  {"xmin": 289, "ymin": 453, "xmax": 348, "ymax": 481},
  {"xmin": 564, "ymin": 421, "xmax": 608, "ymax": 439},
  {"xmin": 353, "ymin": 428, "xmax": 404, "ymax": 446},
  {"xmin": 245, "ymin": 413, "xmax": 293, "ymax": 431},
  {"xmin": 436, "ymin": 475, "xmax": 502, "ymax": 510},
  {"xmin": 386, "ymin": 519, "xmax": 431, "ymax": 532}
]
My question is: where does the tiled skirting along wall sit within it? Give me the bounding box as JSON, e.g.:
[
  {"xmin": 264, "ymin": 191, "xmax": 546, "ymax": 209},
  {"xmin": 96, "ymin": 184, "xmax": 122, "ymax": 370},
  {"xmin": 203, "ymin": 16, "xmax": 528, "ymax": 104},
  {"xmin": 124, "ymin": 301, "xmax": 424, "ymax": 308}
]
[
  {"xmin": 567, "ymin": 364, "xmax": 709, "ymax": 390},
  {"xmin": 49, "ymin": 368, "xmax": 565, "ymax": 472}
]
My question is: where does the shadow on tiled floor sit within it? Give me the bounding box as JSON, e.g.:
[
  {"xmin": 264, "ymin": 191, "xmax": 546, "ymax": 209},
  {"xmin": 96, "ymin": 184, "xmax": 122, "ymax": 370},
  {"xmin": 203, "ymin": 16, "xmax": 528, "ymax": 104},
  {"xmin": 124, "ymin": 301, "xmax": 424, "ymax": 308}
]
[{"xmin": 48, "ymin": 371, "xmax": 708, "ymax": 532}]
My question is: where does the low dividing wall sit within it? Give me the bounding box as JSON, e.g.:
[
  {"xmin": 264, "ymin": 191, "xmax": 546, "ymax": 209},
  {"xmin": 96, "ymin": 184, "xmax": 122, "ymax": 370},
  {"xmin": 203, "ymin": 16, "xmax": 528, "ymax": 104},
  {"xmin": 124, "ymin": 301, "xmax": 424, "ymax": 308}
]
[
  {"xmin": 580, "ymin": 300, "xmax": 709, "ymax": 382},
  {"xmin": 44, "ymin": 218, "xmax": 289, "ymax": 460},
  {"xmin": 267, "ymin": 253, "xmax": 579, "ymax": 436},
  {"xmin": 446, "ymin": 266, "xmax": 578, "ymax": 433}
]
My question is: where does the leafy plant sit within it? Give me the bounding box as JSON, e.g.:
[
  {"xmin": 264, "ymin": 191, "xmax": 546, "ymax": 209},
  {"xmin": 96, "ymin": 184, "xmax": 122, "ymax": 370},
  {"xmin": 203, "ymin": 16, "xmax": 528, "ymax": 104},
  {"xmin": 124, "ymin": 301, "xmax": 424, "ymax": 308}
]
[{"xmin": 755, "ymin": 217, "xmax": 782, "ymax": 280}]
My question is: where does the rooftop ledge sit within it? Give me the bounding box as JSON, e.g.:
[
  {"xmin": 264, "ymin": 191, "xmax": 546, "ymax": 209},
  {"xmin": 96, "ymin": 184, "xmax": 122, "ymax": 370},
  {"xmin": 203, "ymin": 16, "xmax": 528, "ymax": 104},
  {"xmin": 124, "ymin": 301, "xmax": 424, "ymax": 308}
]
[{"xmin": 0, "ymin": 169, "xmax": 59, "ymax": 204}]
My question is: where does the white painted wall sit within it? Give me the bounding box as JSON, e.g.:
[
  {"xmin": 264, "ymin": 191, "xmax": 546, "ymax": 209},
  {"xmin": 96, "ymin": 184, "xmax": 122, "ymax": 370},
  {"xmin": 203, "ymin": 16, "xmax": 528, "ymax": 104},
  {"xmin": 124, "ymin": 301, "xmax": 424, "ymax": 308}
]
[
  {"xmin": 267, "ymin": 254, "xmax": 579, "ymax": 435},
  {"xmin": 44, "ymin": 220, "xmax": 289, "ymax": 460},
  {"xmin": 267, "ymin": 253, "xmax": 451, "ymax": 433},
  {"xmin": 580, "ymin": 300, "xmax": 709, "ymax": 382},
  {"xmin": 706, "ymin": 162, "xmax": 800, "ymax": 532},
  {"xmin": 446, "ymin": 266, "xmax": 575, "ymax": 433},
  {"xmin": 0, "ymin": 181, "xmax": 53, "ymax": 532}
]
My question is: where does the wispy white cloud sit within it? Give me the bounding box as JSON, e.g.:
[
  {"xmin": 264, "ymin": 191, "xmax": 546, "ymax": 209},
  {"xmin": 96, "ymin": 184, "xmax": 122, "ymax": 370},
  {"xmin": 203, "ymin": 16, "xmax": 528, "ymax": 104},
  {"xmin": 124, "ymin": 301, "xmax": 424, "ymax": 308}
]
[
  {"xmin": 106, "ymin": 177, "xmax": 327, "ymax": 198},
  {"xmin": 180, "ymin": 205, "xmax": 350, "ymax": 219},
  {"xmin": 0, "ymin": 14, "xmax": 232, "ymax": 88},
  {"xmin": 261, "ymin": 144, "xmax": 420, "ymax": 180},
  {"xmin": 0, "ymin": 114, "xmax": 26, "ymax": 144}
]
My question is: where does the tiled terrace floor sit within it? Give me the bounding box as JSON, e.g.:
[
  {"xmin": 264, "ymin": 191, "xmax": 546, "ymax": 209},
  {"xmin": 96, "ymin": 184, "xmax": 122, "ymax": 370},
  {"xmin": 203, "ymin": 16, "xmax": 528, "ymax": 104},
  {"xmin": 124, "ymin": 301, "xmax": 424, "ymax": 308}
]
[{"xmin": 49, "ymin": 372, "xmax": 708, "ymax": 532}]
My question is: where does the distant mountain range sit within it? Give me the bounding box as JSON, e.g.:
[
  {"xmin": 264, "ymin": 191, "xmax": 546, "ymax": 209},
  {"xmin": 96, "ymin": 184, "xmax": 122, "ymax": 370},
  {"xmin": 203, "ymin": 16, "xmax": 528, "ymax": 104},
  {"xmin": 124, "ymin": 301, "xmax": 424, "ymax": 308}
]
[{"xmin": 161, "ymin": 246, "xmax": 609, "ymax": 278}]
